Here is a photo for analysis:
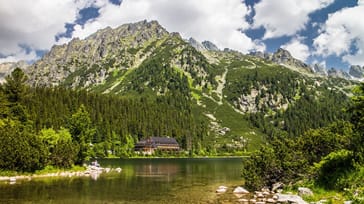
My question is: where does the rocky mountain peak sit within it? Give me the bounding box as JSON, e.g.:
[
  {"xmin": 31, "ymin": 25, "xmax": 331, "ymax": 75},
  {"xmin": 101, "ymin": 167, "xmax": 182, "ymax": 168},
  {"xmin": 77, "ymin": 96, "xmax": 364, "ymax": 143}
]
[
  {"xmin": 349, "ymin": 65, "xmax": 364, "ymax": 78},
  {"xmin": 273, "ymin": 48, "xmax": 292, "ymax": 60},
  {"xmin": 327, "ymin": 67, "xmax": 351, "ymax": 79},
  {"xmin": 202, "ymin": 41, "xmax": 219, "ymax": 51},
  {"xmin": 188, "ymin": 37, "xmax": 205, "ymax": 51},
  {"xmin": 27, "ymin": 20, "xmax": 171, "ymax": 87},
  {"xmin": 312, "ymin": 63, "xmax": 327, "ymax": 76},
  {"xmin": 259, "ymin": 48, "xmax": 312, "ymax": 74}
]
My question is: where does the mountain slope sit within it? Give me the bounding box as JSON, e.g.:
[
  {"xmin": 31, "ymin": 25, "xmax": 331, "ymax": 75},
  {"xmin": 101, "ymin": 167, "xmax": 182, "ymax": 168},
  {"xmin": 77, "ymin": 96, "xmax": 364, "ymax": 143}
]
[{"xmin": 24, "ymin": 20, "xmax": 356, "ymax": 152}]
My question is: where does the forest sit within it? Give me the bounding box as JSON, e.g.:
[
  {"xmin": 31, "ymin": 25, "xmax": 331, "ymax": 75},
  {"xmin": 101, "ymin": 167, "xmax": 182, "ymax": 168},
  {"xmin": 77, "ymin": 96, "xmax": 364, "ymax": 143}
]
[
  {"xmin": 242, "ymin": 82, "xmax": 364, "ymax": 201},
  {"xmin": 0, "ymin": 68, "xmax": 209, "ymax": 172}
]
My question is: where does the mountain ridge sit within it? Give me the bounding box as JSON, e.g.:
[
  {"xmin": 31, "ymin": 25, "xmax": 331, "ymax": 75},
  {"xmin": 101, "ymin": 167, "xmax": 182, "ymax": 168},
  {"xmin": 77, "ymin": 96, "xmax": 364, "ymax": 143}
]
[{"xmin": 0, "ymin": 20, "xmax": 357, "ymax": 151}]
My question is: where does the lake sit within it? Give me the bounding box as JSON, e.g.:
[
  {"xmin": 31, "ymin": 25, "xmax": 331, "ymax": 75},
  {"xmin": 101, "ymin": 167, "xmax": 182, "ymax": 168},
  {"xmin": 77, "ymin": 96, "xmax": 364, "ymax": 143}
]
[{"xmin": 0, "ymin": 158, "xmax": 244, "ymax": 204}]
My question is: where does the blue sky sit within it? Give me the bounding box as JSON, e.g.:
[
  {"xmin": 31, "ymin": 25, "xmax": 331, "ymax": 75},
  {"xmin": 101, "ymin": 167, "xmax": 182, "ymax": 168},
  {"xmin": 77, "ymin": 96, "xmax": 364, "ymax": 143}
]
[{"xmin": 0, "ymin": 0, "xmax": 363, "ymax": 72}]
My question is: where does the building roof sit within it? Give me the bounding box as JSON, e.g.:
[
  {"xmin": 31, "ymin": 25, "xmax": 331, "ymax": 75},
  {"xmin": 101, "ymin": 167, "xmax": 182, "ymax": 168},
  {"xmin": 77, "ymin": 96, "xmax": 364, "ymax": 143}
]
[
  {"xmin": 134, "ymin": 137, "xmax": 179, "ymax": 148},
  {"xmin": 150, "ymin": 137, "xmax": 178, "ymax": 145}
]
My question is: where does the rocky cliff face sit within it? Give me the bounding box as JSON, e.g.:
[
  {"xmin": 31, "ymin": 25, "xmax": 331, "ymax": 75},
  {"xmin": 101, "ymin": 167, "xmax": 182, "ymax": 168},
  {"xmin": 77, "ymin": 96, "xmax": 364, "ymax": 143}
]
[
  {"xmin": 349, "ymin": 65, "xmax": 364, "ymax": 79},
  {"xmin": 269, "ymin": 48, "xmax": 313, "ymax": 73},
  {"xmin": 202, "ymin": 41, "xmax": 219, "ymax": 51},
  {"xmin": 312, "ymin": 63, "xmax": 327, "ymax": 76},
  {"xmin": 188, "ymin": 37, "xmax": 205, "ymax": 51},
  {"xmin": 249, "ymin": 48, "xmax": 313, "ymax": 74},
  {"xmin": 327, "ymin": 68, "xmax": 351, "ymax": 79},
  {"xmin": 27, "ymin": 20, "xmax": 169, "ymax": 87}
]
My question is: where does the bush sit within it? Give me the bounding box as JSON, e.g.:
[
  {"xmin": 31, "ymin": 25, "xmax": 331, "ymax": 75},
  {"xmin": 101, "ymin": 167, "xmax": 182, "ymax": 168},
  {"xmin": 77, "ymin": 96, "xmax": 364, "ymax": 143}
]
[
  {"xmin": 0, "ymin": 119, "xmax": 48, "ymax": 172},
  {"xmin": 313, "ymin": 150, "xmax": 354, "ymax": 190}
]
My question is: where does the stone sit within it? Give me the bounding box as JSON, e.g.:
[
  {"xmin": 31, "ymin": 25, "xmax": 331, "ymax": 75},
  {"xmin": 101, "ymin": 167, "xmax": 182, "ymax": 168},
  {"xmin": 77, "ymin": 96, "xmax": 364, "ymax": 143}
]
[
  {"xmin": 238, "ymin": 198, "xmax": 249, "ymax": 203},
  {"xmin": 266, "ymin": 198, "xmax": 276, "ymax": 203},
  {"xmin": 298, "ymin": 187, "xmax": 313, "ymax": 197},
  {"xmin": 216, "ymin": 186, "xmax": 228, "ymax": 193},
  {"xmin": 115, "ymin": 167, "xmax": 122, "ymax": 173},
  {"xmin": 276, "ymin": 193, "xmax": 308, "ymax": 204},
  {"xmin": 256, "ymin": 192, "xmax": 264, "ymax": 198},
  {"xmin": 272, "ymin": 182, "xmax": 284, "ymax": 192},
  {"xmin": 233, "ymin": 186, "xmax": 249, "ymax": 194}
]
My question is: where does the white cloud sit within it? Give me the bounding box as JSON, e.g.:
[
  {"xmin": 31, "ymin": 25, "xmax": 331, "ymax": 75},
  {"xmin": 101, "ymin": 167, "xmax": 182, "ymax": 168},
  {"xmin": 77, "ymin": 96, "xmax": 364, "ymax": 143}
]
[
  {"xmin": 313, "ymin": 4, "xmax": 364, "ymax": 65},
  {"xmin": 70, "ymin": 0, "xmax": 263, "ymax": 53},
  {"xmin": 0, "ymin": 50, "xmax": 38, "ymax": 63},
  {"xmin": 282, "ymin": 37, "xmax": 310, "ymax": 62},
  {"xmin": 0, "ymin": 0, "xmax": 90, "ymax": 62},
  {"xmin": 253, "ymin": 0, "xmax": 334, "ymax": 39}
]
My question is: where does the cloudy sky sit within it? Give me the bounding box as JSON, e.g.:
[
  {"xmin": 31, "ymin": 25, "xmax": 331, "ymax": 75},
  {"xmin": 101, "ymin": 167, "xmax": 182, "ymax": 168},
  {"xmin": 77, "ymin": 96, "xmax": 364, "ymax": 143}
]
[{"xmin": 0, "ymin": 0, "xmax": 363, "ymax": 71}]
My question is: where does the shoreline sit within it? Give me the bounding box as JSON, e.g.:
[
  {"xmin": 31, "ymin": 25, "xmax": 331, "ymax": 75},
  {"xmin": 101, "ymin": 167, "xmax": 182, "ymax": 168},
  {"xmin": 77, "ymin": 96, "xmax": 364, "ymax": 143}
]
[
  {"xmin": 0, "ymin": 166, "xmax": 122, "ymax": 183},
  {"xmin": 117, "ymin": 155, "xmax": 250, "ymax": 159}
]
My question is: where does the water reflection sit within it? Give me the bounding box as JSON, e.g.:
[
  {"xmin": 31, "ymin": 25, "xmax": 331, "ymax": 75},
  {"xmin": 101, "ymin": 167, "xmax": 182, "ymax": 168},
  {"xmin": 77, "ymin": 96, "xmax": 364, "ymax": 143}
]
[
  {"xmin": 0, "ymin": 158, "xmax": 243, "ymax": 204},
  {"xmin": 135, "ymin": 162, "xmax": 179, "ymax": 181}
]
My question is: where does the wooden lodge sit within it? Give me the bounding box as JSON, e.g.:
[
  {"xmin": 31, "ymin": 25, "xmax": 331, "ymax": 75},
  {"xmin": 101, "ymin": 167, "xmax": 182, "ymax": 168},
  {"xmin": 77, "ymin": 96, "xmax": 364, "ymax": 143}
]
[{"xmin": 134, "ymin": 137, "xmax": 180, "ymax": 155}]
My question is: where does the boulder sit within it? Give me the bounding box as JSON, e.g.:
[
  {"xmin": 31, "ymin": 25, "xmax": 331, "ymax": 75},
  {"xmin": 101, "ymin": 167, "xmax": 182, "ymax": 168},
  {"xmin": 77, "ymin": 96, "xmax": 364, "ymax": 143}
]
[
  {"xmin": 266, "ymin": 198, "xmax": 276, "ymax": 203},
  {"xmin": 272, "ymin": 182, "xmax": 284, "ymax": 192},
  {"xmin": 276, "ymin": 193, "xmax": 307, "ymax": 204},
  {"xmin": 216, "ymin": 186, "xmax": 228, "ymax": 193},
  {"xmin": 237, "ymin": 198, "xmax": 249, "ymax": 203},
  {"xmin": 298, "ymin": 187, "xmax": 313, "ymax": 197},
  {"xmin": 233, "ymin": 186, "xmax": 249, "ymax": 194}
]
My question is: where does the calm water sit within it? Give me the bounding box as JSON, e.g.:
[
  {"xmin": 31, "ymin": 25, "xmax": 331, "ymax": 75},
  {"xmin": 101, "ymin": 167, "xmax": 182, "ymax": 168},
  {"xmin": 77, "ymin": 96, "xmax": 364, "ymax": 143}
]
[{"xmin": 0, "ymin": 158, "xmax": 244, "ymax": 204}]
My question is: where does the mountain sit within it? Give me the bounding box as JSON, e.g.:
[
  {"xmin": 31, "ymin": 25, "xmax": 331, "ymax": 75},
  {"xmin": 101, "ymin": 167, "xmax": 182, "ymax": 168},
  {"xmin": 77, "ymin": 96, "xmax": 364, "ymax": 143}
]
[
  {"xmin": 201, "ymin": 41, "xmax": 219, "ymax": 51},
  {"xmin": 187, "ymin": 38, "xmax": 220, "ymax": 51},
  {"xmin": 11, "ymin": 20, "xmax": 359, "ymax": 151},
  {"xmin": 327, "ymin": 67, "xmax": 351, "ymax": 79},
  {"xmin": 250, "ymin": 49, "xmax": 364, "ymax": 81},
  {"xmin": 312, "ymin": 63, "xmax": 327, "ymax": 76},
  {"xmin": 0, "ymin": 61, "xmax": 29, "ymax": 83},
  {"xmin": 349, "ymin": 65, "xmax": 364, "ymax": 79}
]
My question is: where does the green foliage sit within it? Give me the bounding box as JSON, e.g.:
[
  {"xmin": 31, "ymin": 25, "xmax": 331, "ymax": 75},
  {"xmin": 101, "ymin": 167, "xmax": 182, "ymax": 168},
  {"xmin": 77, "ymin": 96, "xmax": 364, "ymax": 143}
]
[
  {"xmin": 0, "ymin": 88, "xmax": 9, "ymax": 118},
  {"xmin": 242, "ymin": 135, "xmax": 307, "ymax": 190},
  {"xmin": 349, "ymin": 82, "xmax": 364, "ymax": 162},
  {"xmin": 0, "ymin": 119, "xmax": 48, "ymax": 172},
  {"xmin": 242, "ymin": 82, "xmax": 363, "ymax": 197},
  {"xmin": 67, "ymin": 105, "xmax": 96, "ymax": 164},
  {"xmin": 39, "ymin": 128, "xmax": 78, "ymax": 168},
  {"xmin": 3, "ymin": 67, "xmax": 28, "ymax": 104},
  {"xmin": 313, "ymin": 150, "xmax": 354, "ymax": 189},
  {"xmin": 298, "ymin": 121, "xmax": 353, "ymax": 164}
]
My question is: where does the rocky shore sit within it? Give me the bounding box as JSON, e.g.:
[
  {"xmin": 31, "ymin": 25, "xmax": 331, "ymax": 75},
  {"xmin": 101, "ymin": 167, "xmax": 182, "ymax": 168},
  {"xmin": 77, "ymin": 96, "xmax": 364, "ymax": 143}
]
[
  {"xmin": 0, "ymin": 164, "xmax": 122, "ymax": 184},
  {"xmin": 215, "ymin": 184, "xmax": 353, "ymax": 204}
]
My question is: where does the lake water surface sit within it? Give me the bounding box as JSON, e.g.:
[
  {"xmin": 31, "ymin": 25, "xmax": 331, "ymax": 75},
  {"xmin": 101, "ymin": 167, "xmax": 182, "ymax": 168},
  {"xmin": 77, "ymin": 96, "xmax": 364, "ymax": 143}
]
[{"xmin": 0, "ymin": 158, "xmax": 244, "ymax": 204}]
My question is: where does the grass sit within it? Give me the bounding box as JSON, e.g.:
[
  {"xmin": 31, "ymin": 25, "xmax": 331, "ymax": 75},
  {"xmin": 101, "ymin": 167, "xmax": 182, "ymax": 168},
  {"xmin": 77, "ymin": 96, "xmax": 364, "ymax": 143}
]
[
  {"xmin": 199, "ymin": 96, "xmax": 265, "ymax": 151},
  {"xmin": 34, "ymin": 165, "xmax": 86, "ymax": 175},
  {"xmin": 0, "ymin": 165, "xmax": 86, "ymax": 177}
]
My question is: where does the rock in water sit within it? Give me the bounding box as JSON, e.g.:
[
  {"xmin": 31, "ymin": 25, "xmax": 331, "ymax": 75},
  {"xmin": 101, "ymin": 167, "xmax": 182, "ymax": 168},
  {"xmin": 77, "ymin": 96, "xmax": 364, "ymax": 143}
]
[
  {"xmin": 216, "ymin": 185, "xmax": 228, "ymax": 193},
  {"xmin": 233, "ymin": 186, "xmax": 249, "ymax": 194}
]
